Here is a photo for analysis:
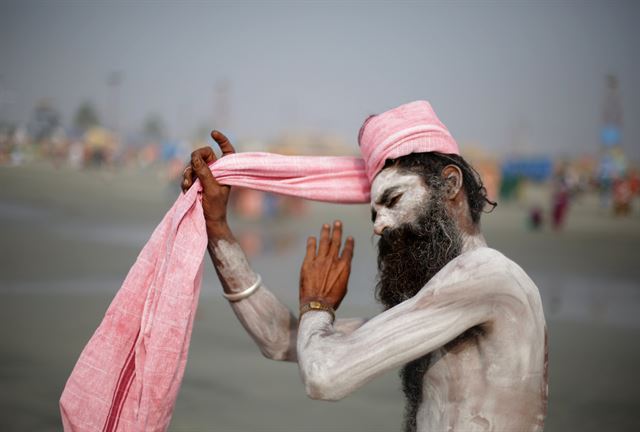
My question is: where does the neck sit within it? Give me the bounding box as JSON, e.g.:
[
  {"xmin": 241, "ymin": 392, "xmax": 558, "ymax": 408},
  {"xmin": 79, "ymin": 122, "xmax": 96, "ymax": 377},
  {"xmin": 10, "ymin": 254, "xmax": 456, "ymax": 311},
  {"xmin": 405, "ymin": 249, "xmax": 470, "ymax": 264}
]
[
  {"xmin": 460, "ymin": 229, "xmax": 487, "ymax": 253},
  {"xmin": 448, "ymin": 191, "xmax": 487, "ymax": 254}
]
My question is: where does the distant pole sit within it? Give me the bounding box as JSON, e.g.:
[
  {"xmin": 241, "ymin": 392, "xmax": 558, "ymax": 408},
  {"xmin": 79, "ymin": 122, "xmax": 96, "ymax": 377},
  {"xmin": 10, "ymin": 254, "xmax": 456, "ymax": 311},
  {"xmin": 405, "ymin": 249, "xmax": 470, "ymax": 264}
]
[
  {"xmin": 601, "ymin": 74, "xmax": 622, "ymax": 149},
  {"xmin": 0, "ymin": 74, "xmax": 5, "ymax": 119},
  {"xmin": 0, "ymin": 74, "xmax": 13, "ymax": 123},
  {"xmin": 107, "ymin": 71, "xmax": 123, "ymax": 134},
  {"xmin": 598, "ymin": 74, "xmax": 625, "ymax": 209}
]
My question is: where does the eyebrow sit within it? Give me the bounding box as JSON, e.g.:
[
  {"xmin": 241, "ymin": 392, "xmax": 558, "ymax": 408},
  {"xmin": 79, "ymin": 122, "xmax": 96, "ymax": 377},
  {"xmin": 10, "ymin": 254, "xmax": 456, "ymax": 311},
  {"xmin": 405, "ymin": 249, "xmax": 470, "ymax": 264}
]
[{"xmin": 375, "ymin": 186, "xmax": 401, "ymax": 206}]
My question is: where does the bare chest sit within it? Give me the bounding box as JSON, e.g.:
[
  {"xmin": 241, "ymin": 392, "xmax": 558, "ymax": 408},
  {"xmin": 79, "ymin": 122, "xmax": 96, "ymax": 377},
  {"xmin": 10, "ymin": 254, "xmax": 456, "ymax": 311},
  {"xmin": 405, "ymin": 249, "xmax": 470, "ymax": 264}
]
[{"xmin": 417, "ymin": 325, "xmax": 546, "ymax": 432}]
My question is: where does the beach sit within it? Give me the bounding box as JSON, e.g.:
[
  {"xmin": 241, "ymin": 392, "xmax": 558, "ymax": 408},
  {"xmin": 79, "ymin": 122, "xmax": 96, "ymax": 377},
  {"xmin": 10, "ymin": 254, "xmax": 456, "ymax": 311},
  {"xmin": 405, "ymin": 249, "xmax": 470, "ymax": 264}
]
[{"xmin": 1, "ymin": 163, "xmax": 639, "ymax": 431}]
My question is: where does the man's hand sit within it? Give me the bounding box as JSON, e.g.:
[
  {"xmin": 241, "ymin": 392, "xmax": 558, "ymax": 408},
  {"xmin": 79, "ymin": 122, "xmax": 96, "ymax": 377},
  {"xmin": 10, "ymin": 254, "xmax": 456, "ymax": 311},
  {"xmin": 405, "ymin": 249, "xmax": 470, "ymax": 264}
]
[
  {"xmin": 182, "ymin": 130, "xmax": 235, "ymax": 237},
  {"xmin": 300, "ymin": 221, "xmax": 355, "ymax": 310}
]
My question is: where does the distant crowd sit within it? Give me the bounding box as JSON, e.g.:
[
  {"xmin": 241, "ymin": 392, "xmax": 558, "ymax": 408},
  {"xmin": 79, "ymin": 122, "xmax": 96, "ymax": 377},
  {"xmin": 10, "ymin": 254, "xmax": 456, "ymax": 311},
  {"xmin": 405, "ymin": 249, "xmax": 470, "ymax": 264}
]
[{"xmin": 1, "ymin": 124, "xmax": 638, "ymax": 227}]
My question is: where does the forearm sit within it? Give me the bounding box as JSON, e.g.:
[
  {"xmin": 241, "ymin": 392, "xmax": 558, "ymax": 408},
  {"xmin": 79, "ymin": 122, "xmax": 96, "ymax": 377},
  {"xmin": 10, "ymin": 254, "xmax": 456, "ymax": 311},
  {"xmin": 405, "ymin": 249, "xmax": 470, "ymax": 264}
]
[
  {"xmin": 297, "ymin": 311, "xmax": 396, "ymax": 401},
  {"xmin": 296, "ymin": 286, "xmax": 496, "ymax": 401},
  {"xmin": 208, "ymin": 224, "xmax": 297, "ymax": 361}
]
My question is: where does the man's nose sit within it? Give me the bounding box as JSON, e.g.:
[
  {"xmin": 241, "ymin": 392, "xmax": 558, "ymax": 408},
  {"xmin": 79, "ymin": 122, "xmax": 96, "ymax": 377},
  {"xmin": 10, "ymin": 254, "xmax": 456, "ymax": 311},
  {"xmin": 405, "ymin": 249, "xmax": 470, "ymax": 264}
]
[{"xmin": 373, "ymin": 222, "xmax": 387, "ymax": 236}]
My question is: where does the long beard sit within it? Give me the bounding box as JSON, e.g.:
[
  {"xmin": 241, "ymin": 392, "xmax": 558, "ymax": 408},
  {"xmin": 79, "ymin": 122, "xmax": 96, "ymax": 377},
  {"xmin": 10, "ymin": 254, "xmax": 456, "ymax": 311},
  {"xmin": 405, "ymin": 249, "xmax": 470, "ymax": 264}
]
[
  {"xmin": 374, "ymin": 195, "xmax": 463, "ymax": 432},
  {"xmin": 375, "ymin": 195, "xmax": 462, "ymax": 310}
]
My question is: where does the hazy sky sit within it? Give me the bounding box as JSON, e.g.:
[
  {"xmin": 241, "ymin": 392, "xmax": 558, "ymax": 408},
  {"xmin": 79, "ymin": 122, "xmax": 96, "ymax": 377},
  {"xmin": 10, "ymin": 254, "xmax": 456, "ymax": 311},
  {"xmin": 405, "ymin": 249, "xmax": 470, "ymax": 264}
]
[{"xmin": 1, "ymin": 0, "xmax": 639, "ymax": 159}]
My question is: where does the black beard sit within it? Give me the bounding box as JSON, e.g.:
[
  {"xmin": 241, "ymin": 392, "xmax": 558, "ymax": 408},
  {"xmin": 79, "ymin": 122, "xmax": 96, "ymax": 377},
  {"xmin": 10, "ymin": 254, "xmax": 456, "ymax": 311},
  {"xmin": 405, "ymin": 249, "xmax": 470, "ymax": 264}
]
[
  {"xmin": 375, "ymin": 195, "xmax": 462, "ymax": 310},
  {"xmin": 374, "ymin": 194, "xmax": 463, "ymax": 432},
  {"xmin": 400, "ymin": 354, "xmax": 432, "ymax": 432}
]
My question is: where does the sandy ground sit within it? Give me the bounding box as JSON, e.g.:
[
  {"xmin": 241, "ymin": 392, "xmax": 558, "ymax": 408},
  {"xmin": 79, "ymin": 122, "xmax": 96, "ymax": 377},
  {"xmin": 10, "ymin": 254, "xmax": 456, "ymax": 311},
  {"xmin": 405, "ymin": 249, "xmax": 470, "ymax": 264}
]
[{"xmin": 1, "ymin": 163, "xmax": 640, "ymax": 431}]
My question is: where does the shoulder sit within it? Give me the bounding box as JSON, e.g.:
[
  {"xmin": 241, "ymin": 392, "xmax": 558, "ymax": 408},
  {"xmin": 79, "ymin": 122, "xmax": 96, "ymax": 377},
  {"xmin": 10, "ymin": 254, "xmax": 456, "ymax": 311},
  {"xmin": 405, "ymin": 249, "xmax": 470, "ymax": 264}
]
[
  {"xmin": 429, "ymin": 247, "xmax": 509, "ymax": 284},
  {"xmin": 406, "ymin": 248, "xmax": 543, "ymax": 326},
  {"xmin": 427, "ymin": 247, "xmax": 532, "ymax": 297},
  {"xmin": 469, "ymin": 247, "xmax": 538, "ymax": 293}
]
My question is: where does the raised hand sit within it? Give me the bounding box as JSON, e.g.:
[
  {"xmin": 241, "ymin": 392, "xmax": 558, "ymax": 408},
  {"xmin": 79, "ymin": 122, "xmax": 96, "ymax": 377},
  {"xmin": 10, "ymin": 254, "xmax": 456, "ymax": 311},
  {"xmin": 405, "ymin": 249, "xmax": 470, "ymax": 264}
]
[
  {"xmin": 182, "ymin": 130, "xmax": 235, "ymax": 235},
  {"xmin": 300, "ymin": 221, "xmax": 355, "ymax": 310}
]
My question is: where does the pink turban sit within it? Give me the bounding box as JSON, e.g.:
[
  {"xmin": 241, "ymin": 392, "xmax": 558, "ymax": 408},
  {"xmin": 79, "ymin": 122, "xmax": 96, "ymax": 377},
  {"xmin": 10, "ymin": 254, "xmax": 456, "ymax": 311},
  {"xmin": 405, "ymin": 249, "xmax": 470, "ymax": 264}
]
[
  {"xmin": 60, "ymin": 100, "xmax": 459, "ymax": 431},
  {"xmin": 358, "ymin": 100, "xmax": 459, "ymax": 182}
]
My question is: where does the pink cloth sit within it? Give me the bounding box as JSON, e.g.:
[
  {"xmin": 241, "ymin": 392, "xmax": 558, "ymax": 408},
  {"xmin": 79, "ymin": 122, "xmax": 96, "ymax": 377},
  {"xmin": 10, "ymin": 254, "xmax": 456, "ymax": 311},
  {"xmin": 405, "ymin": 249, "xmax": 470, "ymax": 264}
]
[
  {"xmin": 60, "ymin": 186, "xmax": 207, "ymax": 432},
  {"xmin": 60, "ymin": 100, "xmax": 458, "ymax": 431},
  {"xmin": 207, "ymin": 153, "xmax": 370, "ymax": 203}
]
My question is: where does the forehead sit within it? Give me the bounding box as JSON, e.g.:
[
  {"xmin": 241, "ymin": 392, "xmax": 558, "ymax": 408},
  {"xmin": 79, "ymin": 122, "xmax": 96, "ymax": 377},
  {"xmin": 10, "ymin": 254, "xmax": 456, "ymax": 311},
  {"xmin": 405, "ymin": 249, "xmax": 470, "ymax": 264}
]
[{"xmin": 370, "ymin": 167, "xmax": 425, "ymax": 203}]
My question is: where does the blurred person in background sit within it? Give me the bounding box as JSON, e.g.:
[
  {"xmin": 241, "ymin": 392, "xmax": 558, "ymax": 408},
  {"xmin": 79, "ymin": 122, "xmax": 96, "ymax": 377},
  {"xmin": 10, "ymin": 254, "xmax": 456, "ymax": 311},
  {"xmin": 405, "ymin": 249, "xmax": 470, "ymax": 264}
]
[
  {"xmin": 612, "ymin": 175, "xmax": 634, "ymax": 216},
  {"xmin": 529, "ymin": 205, "xmax": 544, "ymax": 230},
  {"xmin": 182, "ymin": 110, "xmax": 548, "ymax": 431},
  {"xmin": 551, "ymin": 163, "xmax": 572, "ymax": 230}
]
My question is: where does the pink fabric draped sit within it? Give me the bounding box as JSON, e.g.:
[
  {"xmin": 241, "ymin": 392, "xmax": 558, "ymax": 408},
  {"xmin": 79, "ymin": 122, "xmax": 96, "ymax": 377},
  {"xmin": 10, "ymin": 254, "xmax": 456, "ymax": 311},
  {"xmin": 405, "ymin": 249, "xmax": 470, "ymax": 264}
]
[
  {"xmin": 60, "ymin": 185, "xmax": 207, "ymax": 432},
  {"xmin": 208, "ymin": 152, "xmax": 371, "ymax": 203},
  {"xmin": 60, "ymin": 100, "xmax": 459, "ymax": 431}
]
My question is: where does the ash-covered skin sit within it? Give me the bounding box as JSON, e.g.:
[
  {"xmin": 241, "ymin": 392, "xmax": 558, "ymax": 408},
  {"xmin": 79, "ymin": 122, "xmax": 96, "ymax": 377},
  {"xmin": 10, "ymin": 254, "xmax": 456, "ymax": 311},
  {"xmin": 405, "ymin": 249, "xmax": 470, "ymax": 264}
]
[
  {"xmin": 209, "ymin": 166, "xmax": 548, "ymax": 432},
  {"xmin": 370, "ymin": 170, "xmax": 431, "ymax": 235},
  {"xmin": 296, "ymin": 247, "xmax": 548, "ymax": 430},
  {"xmin": 375, "ymin": 175, "xmax": 462, "ymax": 309},
  {"xmin": 210, "ymin": 239, "xmax": 298, "ymax": 361},
  {"xmin": 210, "ymin": 238, "xmax": 366, "ymax": 361}
]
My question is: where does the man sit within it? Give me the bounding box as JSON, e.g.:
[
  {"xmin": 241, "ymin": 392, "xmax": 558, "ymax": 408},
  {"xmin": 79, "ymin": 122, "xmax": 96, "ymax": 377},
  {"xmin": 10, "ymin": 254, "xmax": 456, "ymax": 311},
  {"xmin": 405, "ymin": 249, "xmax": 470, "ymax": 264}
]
[{"xmin": 182, "ymin": 103, "xmax": 548, "ymax": 431}]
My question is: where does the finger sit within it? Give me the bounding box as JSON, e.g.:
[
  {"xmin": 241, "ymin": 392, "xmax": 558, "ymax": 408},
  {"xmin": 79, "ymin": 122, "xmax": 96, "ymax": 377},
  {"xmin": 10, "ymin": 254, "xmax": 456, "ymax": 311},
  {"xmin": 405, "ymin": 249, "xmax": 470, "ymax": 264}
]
[
  {"xmin": 192, "ymin": 146, "xmax": 218, "ymax": 166},
  {"xmin": 317, "ymin": 224, "xmax": 330, "ymax": 256},
  {"xmin": 181, "ymin": 166, "xmax": 193, "ymax": 193},
  {"xmin": 191, "ymin": 151, "xmax": 220, "ymax": 187},
  {"xmin": 211, "ymin": 130, "xmax": 236, "ymax": 156},
  {"xmin": 181, "ymin": 176, "xmax": 192, "ymax": 193},
  {"xmin": 305, "ymin": 236, "xmax": 317, "ymax": 260},
  {"xmin": 328, "ymin": 220, "xmax": 342, "ymax": 257},
  {"xmin": 340, "ymin": 236, "xmax": 355, "ymax": 262}
]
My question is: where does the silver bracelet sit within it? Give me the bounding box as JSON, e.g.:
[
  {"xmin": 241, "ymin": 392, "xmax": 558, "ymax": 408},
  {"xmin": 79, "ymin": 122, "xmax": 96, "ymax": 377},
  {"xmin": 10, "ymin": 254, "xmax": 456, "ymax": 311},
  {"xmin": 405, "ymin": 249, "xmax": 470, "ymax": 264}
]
[{"xmin": 222, "ymin": 274, "xmax": 262, "ymax": 302}]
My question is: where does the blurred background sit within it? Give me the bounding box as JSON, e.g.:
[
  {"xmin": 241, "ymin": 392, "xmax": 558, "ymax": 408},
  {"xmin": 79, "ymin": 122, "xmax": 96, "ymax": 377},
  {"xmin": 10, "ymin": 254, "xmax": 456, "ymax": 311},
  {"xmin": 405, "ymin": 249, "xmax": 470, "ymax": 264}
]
[{"xmin": 1, "ymin": 1, "xmax": 639, "ymax": 431}]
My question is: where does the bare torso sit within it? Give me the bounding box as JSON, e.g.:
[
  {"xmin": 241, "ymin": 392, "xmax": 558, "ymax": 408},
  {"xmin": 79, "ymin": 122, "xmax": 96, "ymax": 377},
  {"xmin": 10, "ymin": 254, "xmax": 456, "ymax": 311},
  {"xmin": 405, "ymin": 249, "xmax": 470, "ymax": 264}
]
[{"xmin": 416, "ymin": 249, "xmax": 548, "ymax": 431}]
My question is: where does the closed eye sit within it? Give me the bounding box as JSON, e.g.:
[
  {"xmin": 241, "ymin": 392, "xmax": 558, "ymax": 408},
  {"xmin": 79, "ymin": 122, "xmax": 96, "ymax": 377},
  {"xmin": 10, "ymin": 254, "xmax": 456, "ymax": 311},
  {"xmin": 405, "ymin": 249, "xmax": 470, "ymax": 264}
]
[{"xmin": 387, "ymin": 193, "xmax": 402, "ymax": 208}]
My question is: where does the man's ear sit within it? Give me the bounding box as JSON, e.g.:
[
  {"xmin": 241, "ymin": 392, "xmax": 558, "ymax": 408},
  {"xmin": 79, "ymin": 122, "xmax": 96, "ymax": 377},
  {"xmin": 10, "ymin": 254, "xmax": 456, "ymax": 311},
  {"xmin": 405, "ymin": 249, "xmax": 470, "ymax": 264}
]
[{"xmin": 442, "ymin": 165, "xmax": 463, "ymax": 199}]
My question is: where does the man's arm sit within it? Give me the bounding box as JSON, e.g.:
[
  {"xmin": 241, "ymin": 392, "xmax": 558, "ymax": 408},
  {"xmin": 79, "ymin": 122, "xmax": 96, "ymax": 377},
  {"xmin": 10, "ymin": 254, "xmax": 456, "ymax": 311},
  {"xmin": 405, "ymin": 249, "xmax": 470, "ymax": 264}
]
[
  {"xmin": 209, "ymin": 230, "xmax": 367, "ymax": 361},
  {"xmin": 207, "ymin": 226, "xmax": 299, "ymax": 361},
  {"xmin": 184, "ymin": 134, "xmax": 366, "ymax": 362},
  {"xmin": 297, "ymin": 250, "xmax": 520, "ymax": 400}
]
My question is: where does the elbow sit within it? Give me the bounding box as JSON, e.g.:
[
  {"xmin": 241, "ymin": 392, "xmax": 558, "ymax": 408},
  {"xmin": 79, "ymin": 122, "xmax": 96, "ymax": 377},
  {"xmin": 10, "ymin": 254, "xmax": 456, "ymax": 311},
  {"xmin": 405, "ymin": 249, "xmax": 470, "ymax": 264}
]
[
  {"xmin": 305, "ymin": 376, "xmax": 344, "ymax": 401},
  {"xmin": 259, "ymin": 345, "xmax": 291, "ymax": 362},
  {"xmin": 301, "ymin": 362, "xmax": 347, "ymax": 401},
  {"xmin": 255, "ymin": 329, "xmax": 295, "ymax": 362}
]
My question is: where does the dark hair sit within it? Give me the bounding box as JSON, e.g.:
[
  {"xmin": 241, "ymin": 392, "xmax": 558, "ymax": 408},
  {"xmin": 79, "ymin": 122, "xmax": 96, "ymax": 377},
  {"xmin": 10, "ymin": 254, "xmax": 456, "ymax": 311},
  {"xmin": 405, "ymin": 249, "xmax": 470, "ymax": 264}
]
[{"xmin": 384, "ymin": 152, "xmax": 497, "ymax": 224}]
